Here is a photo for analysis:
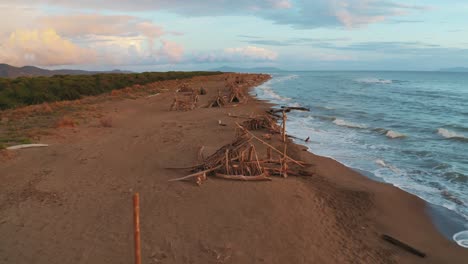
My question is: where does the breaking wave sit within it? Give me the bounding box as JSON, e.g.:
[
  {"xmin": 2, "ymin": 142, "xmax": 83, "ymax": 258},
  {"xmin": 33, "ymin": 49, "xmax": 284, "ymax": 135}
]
[
  {"xmin": 375, "ymin": 159, "xmax": 401, "ymax": 173},
  {"xmin": 453, "ymin": 230, "xmax": 468, "ymax": 248},
  {"xmin": 257, "ymin": 85, "xmax": 291, "ymax": 102},
  {"xmin": 356, "ymin": 78, "xmax": 393, "ymax": 84},
  {"xmin": 386, "ymin": 130, "xmax": 406, "ymax": 139},
  {"xmin": 333, "ymin": 118, "xmax": 367, "ymax": 129},
  {"xmin": 437, "ymin": 128, "xmax": 468, "ymax": 141}
]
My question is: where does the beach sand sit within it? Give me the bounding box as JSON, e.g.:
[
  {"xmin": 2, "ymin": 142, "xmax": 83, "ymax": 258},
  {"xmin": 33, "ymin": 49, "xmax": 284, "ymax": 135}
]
[{"xmin": 0, "ymin": 73, "xmax": 467, "ymax": 263}]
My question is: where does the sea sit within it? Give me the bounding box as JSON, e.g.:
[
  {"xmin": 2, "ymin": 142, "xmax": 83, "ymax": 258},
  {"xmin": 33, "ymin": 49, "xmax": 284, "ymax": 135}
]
[{"xmin": 252, "ymin": 71, "xmax": 468, "ymax": 247}]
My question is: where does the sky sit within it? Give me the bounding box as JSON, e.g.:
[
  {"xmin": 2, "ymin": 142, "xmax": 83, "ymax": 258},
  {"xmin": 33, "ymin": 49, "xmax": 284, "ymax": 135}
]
[{"xmin": 1, "ymin": 0, "xmax": 467, "ymax": 71}]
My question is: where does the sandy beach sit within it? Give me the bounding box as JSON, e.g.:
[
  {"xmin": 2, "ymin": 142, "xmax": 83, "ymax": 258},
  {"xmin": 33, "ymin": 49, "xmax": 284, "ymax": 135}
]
[{"xmin": 0, "ymin": 73, "xmax": 467, "ymax": 264}]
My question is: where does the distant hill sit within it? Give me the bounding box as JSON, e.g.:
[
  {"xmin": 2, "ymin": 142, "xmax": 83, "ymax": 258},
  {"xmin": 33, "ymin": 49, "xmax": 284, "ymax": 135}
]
[
  {"xmin": 439, "ymin": 67, "xmax": 468, "ymax": 72},
  {"xmin": 211, "ymin": 66, "xmax": 284, "ymax": 73},
  {"xmin": 0, "ymin": 64, "xmax": 132, "ymax": 78}
]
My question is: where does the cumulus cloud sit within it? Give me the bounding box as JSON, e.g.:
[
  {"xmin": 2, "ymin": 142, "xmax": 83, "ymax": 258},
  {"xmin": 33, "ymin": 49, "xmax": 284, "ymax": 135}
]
[
  {"xmin": 38, "ymin": 14, "xmax": 164, "ymax": 39},
  {"xmin": 0, "ymin": 29, "xmax": 96, "ymax": 66},
  {"xmin": 158, "ymin": 40, "xmax": 184, "ymax": 63},
  {"xmin": 0, "ymin": 10, "xmax": 184, "ymax": 66}
]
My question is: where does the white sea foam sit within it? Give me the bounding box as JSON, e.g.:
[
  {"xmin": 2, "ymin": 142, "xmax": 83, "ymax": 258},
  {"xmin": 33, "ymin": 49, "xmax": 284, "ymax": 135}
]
[
  {"xmin": 333, "ymin": 119, "xmax": 367, "ymax": 129},
  {"xmin": 257, "ymin": 85, "xmax": 291, "ymax": 101},
  {"xmin": 386, "ymin": 130, "xmax": 406, "ymax": 139},
  {"xmin": 375, "ymin": 159, "xmax": 401, "ymax": 173},
  {"xmin": 356, "ymin": 78, "xmax": 392, "ymax": 84},
  {"xmin": 437, "ymin": 128, "xmax": 467, "ymax": 139},
  {"xmin": 375, "ymin": 159, "xmax": 387, "ymax": 167},
  {"xmin": 453, "ymin": 230, "xmax": 468, "ymax": 248}
]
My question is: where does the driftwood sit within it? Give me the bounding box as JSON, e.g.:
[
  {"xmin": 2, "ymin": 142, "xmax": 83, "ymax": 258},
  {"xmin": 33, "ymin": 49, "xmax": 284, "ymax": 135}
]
[
  {"xmin": 215, "ymin": 173, "xmax": 271, "ymax": 181},
  {"xmin": 236, "ymin": 123, "xmax": 305, "ymax": 167},
  {"xmin": 6, "ymin": 144, "xmax": 49, "ymax": 150},
  {"xmin": 268, "ymin": 106, "xmax": 310, "ymax": 115},
  {"xmin": 280, "ymin": 106, "xmax": 310, "ymax": 111},
  {"xmin": 207, "ymin": 89, "xmax": 227, "ymax": 108},
  {"xmin": 170, "ymin": 92, "xmax": 198, "ymax": 111},
  {"xmin": 242, "ymin": 115, "xmax": 280, "ymax": 133},
  {"xmin": 381, "ymin": 234, "xmax": 426, "ymax": 258}
]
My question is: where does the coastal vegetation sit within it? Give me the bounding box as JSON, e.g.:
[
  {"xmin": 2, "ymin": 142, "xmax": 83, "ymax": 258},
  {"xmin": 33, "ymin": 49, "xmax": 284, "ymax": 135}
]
[{"xmin": 0, "ymin": 71, "xmax": 221, "ymax": 110}]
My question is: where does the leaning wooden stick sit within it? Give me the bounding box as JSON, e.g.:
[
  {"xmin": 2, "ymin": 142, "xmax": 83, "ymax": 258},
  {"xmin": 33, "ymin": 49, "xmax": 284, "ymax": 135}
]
[{"xmin": 133, "ymin": 193, "xmax": 141, "ymax": 264}]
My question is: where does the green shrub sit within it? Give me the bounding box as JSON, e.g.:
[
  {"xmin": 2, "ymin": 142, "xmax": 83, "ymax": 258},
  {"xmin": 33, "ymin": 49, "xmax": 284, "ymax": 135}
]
[{"xmin": 0, "ymin": 71, "xmax": 222, "ymax": 110}]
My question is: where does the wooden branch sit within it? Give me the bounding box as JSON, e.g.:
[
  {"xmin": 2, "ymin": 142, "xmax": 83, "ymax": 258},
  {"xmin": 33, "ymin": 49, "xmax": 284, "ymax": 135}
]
[
  {"xmin": 381, "ymin": 234, "xmax": 426, "ymax": 258},
  {"xmin": 235, "ymin": 123, "xmax": 304, "ymax": 167},
  {"xmin": 280, "ymin": 106, "xmax": 310, "ymax": 111},
  {"xmin": 197, "ymin": 146, "xmax": 205, "ymax": 163},
  {"xmin": 215, "ymin": 173, "xmax": 272, "ymax": 181},
  {"xmin": 168, "ymin": 165, "xmax": 222, "ymax": 182},
  {"xmin": 7, "ymin": 144, "xmax": 49, "ymax": 150}
]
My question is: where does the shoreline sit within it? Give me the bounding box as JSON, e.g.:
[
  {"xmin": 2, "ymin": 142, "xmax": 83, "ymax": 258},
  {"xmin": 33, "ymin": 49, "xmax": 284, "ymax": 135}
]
[
  {"xmin": 1, "ymin": 72, "xmax": 467, "ymax": 263},
  {"xmin": 250, "ymin": 73, "xmax": 468, "ymax": 244}
]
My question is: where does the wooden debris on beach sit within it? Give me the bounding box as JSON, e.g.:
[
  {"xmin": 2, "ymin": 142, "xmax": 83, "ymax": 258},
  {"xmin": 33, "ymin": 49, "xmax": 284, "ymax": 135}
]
[
  {"xmin": 177, "ymin": 83, "xmax": 194, "ymax": 93},
  {"xmin": 170, "ymin": 83, "xmax": 200, "ymax": 111},
  {"xmin": 169, "ymin": 131, "xmax": 269, "ymax": 185},
  {"xmin": 6, "ymin": 144, "xmax": 49, "ymax": 150},
  {"xmin": 169, "ymin": 123, "xmax": 305, "ymax": 185},
  {"xmin": 207, "ymin": 89, "xmax": 227, "ymax": 108},
  {"xmin": 228, "ymin": 84, "xmax": 246, "ymax": 103},
  {"xmin": 381, "ymin": 234, "xmax": 426, "ymax": 258},
  {"xmin": 242, "ymin": 115, "xmax": 281, "ymax": 133},
  {"xmin": 267, "ymin": 106, "xmax": 310, "ymax": 116}
]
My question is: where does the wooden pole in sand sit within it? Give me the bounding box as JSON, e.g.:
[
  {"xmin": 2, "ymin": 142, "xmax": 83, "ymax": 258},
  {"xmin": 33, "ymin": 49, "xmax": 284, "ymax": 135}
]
[
  {"xmin": 282, "ymin": 111, "xmax": 287, "ymax": 143},
  {"xmin": 133, "ymin": 193, "xmax": 141, "ymax": 264}
]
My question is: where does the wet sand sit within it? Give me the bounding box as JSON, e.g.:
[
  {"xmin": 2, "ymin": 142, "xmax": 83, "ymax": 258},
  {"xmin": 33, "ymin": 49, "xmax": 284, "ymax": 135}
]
[{"xmin": 0, "ymin": 73, "xmax": 467, "ymax": 263}]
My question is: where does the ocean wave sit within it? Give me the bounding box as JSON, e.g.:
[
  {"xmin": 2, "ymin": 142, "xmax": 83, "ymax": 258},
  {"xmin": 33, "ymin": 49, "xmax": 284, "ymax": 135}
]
[
  {"xmin": 270, "ymin": 74, "xmax": 299, "ymax": 84},
  {"xmin": 257, "ymin": 85, "xmax": 291, "ymax": 102},
  {"xmin": 453, "ymin": 230, "xmax": 468, "ymax": 248},
  {"xmin": 386, "ymin": 130, "xmax": 406, "ymax": 139},
  {"xmin": 375, "ymin": 159, "xmax": 401, "ymax": 173},
  {"xmin": 333, "ymin": 118, "xmax": 367, "ymax": 129},
  {"xmin": 437, "ymin": 128, "xmax": 468, "ymax": 141},
  {"xmin": 356, "ymin": 78, "xmax": 393, "ymax": 84}
]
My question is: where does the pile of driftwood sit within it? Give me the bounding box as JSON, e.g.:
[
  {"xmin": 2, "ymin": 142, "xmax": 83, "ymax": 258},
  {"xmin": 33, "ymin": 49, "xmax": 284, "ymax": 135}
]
[
  {"xmin": 207, "ymin": 89, "xmax": 227, "ymax": 108},
  {"xmin": 207, "ymin": 78, "xmax": 247, "ymax": 108},
  {"xmin": 170, "ymin": 84, "xmax": 200, "ymax": 111},
  {"xmin": 169, "ymin": 123, "xmax": 305, "ymax": 185},
  {"xmin": 242, "ymin": 115, "xmax": 281, "ymax": 133}
]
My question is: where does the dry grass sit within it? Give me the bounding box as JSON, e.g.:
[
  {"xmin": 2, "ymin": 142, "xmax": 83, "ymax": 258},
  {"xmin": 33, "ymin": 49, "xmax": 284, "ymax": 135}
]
[
  {"xmin": 99, "ymin": 117, "xmax": 113, "ymax": 128},
  {"xmin": 56, "ymin": 116, "xmax": 77, "ymax": 128}
]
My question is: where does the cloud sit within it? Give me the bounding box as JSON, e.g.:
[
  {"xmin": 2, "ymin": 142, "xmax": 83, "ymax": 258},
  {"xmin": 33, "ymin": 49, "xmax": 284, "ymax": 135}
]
[
  {"xmin": 240, "ymin": 36, "xmax": 350, "ymax": 46},
  {"xmin": 0, "ymin": 29, "xmax": 96, "ymax": 66},
  {"xmin": 9, "ymin": 0, "xmax": 428, "ymax": 28},
  {"xmin": 0, "ymin": 10, "xmax": 185, "ymax": 66},
  {"xmin": 225, "ymin": 46, "xmax": 278, "ymax": 60},
  {"xmin": 158, "ymin": 40, "xmax": 184, "ymax": 63},
  {"xmin": 38, "ymin": 14, "xmax": 164, "ymax": 39},
  {"xmin": 194, "ymin": 46, "xmax": 278, "ymax": 63}
]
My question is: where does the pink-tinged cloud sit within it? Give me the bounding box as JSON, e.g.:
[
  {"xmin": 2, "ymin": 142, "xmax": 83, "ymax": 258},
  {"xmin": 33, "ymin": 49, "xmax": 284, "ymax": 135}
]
[
  {"xmin": 38, "ymin": 14, "xmax": 164, "ymax": 40},
  {"xmin": 269, "ymin": 0, "xmax": 292, "ymax": 9},
  {"xmin": 224, "ymin": 46, "xmax": 278, "ymax": 61},
  {"xmin": 329, "ymin": 0, "xmax": 427, "ymax": 28},
  {"xmin": 8, "ymin": 0, "xmax": 428, "ymax": 28},
  {"xmin": 0, "ymin": 29, "xmax": 96, "ymax": 66},
  {"xmin": 158, "ymin": 40, "xmax": 184, "ymax": 63}
]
